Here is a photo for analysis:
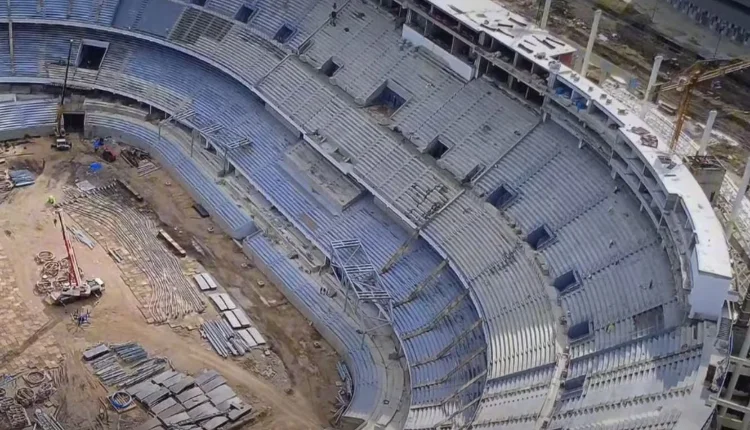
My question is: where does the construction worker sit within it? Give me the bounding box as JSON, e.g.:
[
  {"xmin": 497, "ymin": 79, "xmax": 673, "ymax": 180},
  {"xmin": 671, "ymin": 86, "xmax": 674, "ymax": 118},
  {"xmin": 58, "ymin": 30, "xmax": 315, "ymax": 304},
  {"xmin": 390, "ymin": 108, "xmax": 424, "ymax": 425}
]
[{"xmin": 330, "ymin": 3, "xmax": 337, "ymax": 26}]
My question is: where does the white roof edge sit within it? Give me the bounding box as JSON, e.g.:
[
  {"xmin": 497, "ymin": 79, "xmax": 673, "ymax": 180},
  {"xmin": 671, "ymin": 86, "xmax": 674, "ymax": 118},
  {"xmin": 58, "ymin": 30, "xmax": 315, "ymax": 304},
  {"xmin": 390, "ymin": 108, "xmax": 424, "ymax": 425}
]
[
  {"xmin": 424, "ymin": 0, "xmax": 577, "ymax": 59},
  {"xmin": 423, "ymin": 0, "xmax": 731, "ymax": 280},
  {"xmin": 550, "ymin": 65, "xmax": 731, "ymax": 279}
]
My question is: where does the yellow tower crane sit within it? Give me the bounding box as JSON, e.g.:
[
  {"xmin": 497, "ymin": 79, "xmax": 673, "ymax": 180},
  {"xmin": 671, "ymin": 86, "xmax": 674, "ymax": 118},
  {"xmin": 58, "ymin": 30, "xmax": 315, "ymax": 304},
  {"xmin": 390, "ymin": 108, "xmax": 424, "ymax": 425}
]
[{"xmin": 656, "ymin": 57, "xmax": 750, "ymax": 152}]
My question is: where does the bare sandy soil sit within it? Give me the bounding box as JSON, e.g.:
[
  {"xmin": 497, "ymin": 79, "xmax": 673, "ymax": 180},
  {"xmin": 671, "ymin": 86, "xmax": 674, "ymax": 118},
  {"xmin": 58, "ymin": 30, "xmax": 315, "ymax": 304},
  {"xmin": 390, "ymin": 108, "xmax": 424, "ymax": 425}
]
[{"xmin": 0, "ymin": 135, "xmax": 340, "ymax": 429}]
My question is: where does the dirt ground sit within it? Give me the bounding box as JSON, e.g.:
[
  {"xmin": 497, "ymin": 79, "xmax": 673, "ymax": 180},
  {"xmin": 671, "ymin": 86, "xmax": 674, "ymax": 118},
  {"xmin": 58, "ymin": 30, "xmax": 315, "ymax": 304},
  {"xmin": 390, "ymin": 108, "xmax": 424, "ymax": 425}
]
[{"xmin": 0, "ymin": 135, "xmax": 340, "ymax": 429}]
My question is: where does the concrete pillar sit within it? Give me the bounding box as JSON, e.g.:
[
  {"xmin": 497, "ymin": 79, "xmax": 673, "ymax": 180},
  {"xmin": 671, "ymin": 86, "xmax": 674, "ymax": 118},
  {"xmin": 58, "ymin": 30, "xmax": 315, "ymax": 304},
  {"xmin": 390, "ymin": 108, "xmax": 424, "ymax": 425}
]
[
  {"xmin": 721, "ymin": 327, "xmax": 750, "ymax": 415},
  {"xmin": 698, "ymin": 110, "xmax": 718, "ymax": 155},
  {"xmin": 580, "ymin": 10, "xmax": 601, "ymax": 79},
  {"xmin": 640, "ymin": 55, "xmax": 663, "ymax": 118},
  {"xmin": 541, "ymin": 0, "xmax": 552, "ymax": 29},
  {"xmin": 727, "ymin": 156, "xmax": 750, "ymax": 238}
]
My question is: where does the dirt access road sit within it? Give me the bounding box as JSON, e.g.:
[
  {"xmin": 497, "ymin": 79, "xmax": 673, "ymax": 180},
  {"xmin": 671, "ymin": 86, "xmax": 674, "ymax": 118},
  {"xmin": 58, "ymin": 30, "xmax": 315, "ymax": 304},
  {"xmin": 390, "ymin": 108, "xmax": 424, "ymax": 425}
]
[{"xmin": 0, "ymin": 136, "xmax": 339, "ymax": 429}]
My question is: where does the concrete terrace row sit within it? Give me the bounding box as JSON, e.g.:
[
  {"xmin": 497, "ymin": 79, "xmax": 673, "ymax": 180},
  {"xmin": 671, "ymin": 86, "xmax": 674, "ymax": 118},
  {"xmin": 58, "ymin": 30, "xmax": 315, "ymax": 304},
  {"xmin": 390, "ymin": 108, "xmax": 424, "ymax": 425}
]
[
  {"xmin": 0, "ymin": 0, "xmax": 720, "ymax": 425},
  {"xmin": 0, "ymin": 24, "xmax": 488, "ymax": 428}
]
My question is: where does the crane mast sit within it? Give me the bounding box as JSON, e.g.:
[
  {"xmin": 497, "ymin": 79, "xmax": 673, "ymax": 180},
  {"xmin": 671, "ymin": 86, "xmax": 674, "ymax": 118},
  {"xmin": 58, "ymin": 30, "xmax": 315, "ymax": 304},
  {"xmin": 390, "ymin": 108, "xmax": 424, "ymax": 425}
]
[{"xmin": 56, "ymin": 210, "xmax": 82, "ymax": 287}]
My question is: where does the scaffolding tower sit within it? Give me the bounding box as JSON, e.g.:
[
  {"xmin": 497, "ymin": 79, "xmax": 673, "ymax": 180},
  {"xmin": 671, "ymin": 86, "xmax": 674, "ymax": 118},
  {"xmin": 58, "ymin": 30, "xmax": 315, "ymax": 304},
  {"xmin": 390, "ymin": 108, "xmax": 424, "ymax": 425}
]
[{"xmin": 330, "ymin": 239, "xmax": 394, "ymax": 333}]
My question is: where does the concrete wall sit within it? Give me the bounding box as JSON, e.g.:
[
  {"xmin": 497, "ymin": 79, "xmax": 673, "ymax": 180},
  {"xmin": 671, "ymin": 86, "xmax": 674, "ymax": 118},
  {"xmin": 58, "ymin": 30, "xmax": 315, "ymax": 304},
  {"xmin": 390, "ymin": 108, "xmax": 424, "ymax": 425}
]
[
  {"xmin": 690, "ymin": 249, "xmax": 732, "ymax": 320},
  {"xmin": 401, "ymin": 25, "xmax": 474, "ymax": 82}
]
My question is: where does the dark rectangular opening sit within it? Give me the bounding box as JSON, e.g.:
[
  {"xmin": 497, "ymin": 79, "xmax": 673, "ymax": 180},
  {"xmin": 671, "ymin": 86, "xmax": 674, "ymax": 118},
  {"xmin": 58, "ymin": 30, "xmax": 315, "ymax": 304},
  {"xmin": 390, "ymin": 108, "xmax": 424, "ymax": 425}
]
[
  {"xmin": 191, "ymin": 0, "xmax": 206, "ymax": 5},
  {"xmin": 553, "ymin": 80, "xmax": 573, "ymax": 99},
  {"xmin": 560, "ymin": 374, "xmax": 586, "ymax": 400},
  {"xmin": 633, "ymin": 305, "xmax": 664, "ymax": 336},
  {"xmin": 487, "ymin": 64, "xmax": 509, "ymax": 86},
  {"xmin": 408, "ymin": 12, "xmax": 428, "ymax": 33},
  {"xmin": 553, "ymin": 270, "xmax": 579, "ymax": 294},
  {"xmin": 451, "ymin": 38, "xmax": 472, "ymax": 64},
  {"xmin": 527, "ymin": 89, "xmax": 544, "ymax": 107},
  {"xmin": 516, "ymin": 55, "xmax": 533, "ymax": 72},
  {"xmin": 562, "ymin": 375, "xmax": 585, "ymax": 391},
  {"xmin": 462, "ymin": 164, "xmax": 484, "ymax": 184},
  {"xmin": 491, "ymin": 40, "xmax": 515, "ymax": 63},
  {"xmin": 274, "ymin": 24, "xmax": 295, "ymax": 43},
  {"xmin": 77, "ymin": 43, "xmax": 107, "ymax": 70},
  {"xmin": 413, "ymin": 0, "xmax": 431, "ymax": 12},
  {"xmin": 590, "ymin": 103, "xmax": 609, "ymax": 123},
  {"xmin": 63, "ymin": 113, "xmax": 85, "ymax": 132},
  {"xmin": 510, "ymin": 78, "xmax": 528, "ymax": 97},
  {"xmin": 486, "ymin": 184, "xmax": 516, "ymax": 210},
  {"xmin": 321, "ymin": 58, "xmax": 340, "ymax": 77},
  {"xmin": 431, "ymin": 7, "xmax": 459, "ymax": 29},
  {"xmin": 193, "ymin": 203, "xmax": 210, "ymax": 218},
  {"xmin": 426, "ymin": 24, "xmax": 453, "ymax": 51},
  {"xmin": 234, "ymin": 5, "xmax": 256, "ymax": 23},
  {"xmin": 426, "ymin": 137, "xmax": 449, "ymax": 160},
  {"xmin": 568, "ymin": 321, "xmax": 590, "ymax": 341},
  {"xmin": 526, "ymin": 224, "xmax": 554, "ymax": 251},
  {"xmin": 377, "ymin": 86, "xmax": 405, "ymax": 111}
]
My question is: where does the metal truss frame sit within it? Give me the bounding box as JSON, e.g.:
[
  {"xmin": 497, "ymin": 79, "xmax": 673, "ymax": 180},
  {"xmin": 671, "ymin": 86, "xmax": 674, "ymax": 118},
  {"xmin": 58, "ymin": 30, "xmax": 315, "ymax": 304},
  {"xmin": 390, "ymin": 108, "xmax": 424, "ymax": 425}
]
[{"xmin": 330, "ymin": 239, "xmax": 393, "ymax": 333}]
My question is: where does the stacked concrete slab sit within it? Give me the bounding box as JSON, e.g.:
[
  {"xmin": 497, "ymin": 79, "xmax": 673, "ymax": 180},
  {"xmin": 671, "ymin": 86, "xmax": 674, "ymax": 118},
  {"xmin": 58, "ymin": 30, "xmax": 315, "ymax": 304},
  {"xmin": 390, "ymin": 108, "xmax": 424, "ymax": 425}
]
[{"xmin": 131, "ymin": 369, "xmax": 251, "ymax": 430}]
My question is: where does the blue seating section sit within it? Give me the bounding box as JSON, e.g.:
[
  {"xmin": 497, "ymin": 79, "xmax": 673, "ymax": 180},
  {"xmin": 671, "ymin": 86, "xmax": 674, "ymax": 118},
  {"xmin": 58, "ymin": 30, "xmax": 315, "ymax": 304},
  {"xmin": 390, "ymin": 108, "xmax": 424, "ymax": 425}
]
[
  {"xmin": 85, "ymin": 111, "xmax": 256, "ymax": 239},
  {"xmin": 0, "ymin": 0, "xmax": 713, "ymax": 422},
  {"xmin": 0, "ymin": 99, "xmax": 57, "ymax": 139},
  {"xmin": 244, "ymin": 232, "xmax": 386, "ymax": 422},
  {"xmin": 0, "ymin": 24, "xmax": 486, "ymax": 426}
]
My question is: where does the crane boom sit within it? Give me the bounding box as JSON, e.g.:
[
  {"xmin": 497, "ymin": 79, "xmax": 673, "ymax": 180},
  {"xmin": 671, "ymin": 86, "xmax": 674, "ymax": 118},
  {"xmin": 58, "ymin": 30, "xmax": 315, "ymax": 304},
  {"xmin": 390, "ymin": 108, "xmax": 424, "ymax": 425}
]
[
  {"xmin": 57, "ymin": 210, "xmax": 82, "ymax": 287},
  {"xmin": 662, "ymin": 58, "xmax": 750, "ymax": 151},
  {"xmin": 660, "ymin": 58, "xmax": 750, "ymax": 93}
]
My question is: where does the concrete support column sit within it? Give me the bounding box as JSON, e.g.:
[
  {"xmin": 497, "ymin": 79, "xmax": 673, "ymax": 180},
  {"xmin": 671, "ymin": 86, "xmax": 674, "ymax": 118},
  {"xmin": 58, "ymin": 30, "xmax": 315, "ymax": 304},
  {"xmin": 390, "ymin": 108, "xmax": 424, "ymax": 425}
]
[
  {"xmin": 727, "ymin": 156, "xmax": 750, "ymax": 238},
  {"xmin": 721, "ymin": 328, "xmax": 750, "ymax": 415},
  {"xmin": 580, "ymin": 10, "xmax": 601, "ymax": 79},
  {"xmin": 698, "ymin": 110, "xmax": 718, "ymax": 155},
  {"xmin": 541, "ymin": 0, "xmax": 552, "ymax": 29},
  {"xmin": 7, "ymin": 4, "xmax": 14, "ymax": 75},
  {"xmin": 640, "ymin": 55, "xmax": 663, "ymax": 118}
]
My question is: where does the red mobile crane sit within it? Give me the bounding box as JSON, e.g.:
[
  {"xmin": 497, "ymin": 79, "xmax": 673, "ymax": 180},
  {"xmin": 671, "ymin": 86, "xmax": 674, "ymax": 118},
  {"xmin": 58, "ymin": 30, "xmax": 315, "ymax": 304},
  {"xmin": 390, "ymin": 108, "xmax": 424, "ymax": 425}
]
[
  {"xmin": 56, "ymin": 209, "xmax": 82, "ymax": 287},
  {"xmin": 46, "ymin": 210, "xmax": 104, "ymax": 305}
]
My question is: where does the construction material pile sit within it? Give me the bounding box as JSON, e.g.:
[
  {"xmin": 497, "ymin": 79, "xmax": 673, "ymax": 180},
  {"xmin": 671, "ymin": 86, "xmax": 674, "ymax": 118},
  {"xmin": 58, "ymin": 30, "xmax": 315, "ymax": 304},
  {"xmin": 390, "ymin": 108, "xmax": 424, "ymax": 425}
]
[
  {"xmin": 8, "ymin": 169, "xmax": 35, "ymax": 187},
  {"xmin": 82, "ymin": 344, "xmax": 252, "ymax": 430},
  {"xmin": 33, "ymin": 409, "xmax": 66, "ymax": 430},
  {"xmin": 201, "ymin": 293, "xmax": 266, "ymax": 358},
  {"xmin": 0, "ymin": 370, "xmax": 62, "ymax": 430},
  {"xmin": 85, "ymin": 344, "xmax": 167, "ymax": 388}
]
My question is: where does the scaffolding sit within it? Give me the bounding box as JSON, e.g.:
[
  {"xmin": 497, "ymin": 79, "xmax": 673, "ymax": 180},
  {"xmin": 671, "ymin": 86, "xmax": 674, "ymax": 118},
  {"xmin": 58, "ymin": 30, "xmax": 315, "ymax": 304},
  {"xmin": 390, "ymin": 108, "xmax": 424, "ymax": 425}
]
[
  {"xmin": 330, "ymin": 239, "xmax": 394, "ymax": 334},
  {"xmin": 197, "ymin": 122, "xmax": 250, "ymax": 174}
]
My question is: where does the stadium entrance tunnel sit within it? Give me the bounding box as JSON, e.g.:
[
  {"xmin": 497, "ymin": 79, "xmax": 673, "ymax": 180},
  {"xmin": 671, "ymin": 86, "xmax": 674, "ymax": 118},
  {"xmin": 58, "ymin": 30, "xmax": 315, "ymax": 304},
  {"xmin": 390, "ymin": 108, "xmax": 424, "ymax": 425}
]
[
  {"xmin": 367, "ymin": 80, "xmax": 409, "ymax": 116},
  {"xmin": 234, "ymin": 5, "xmax": 256, "ymax": 23},
  {"xmin": 568, "ymin": 321, "xmax": 591, "ymax": 341},
  {"xmin": 525, "ymin": 224, "xmax": 555, "ymax": 250},
  {"xmin": 426, "ymin": 137, "xmax": 449, "ymax": 160},
  {"xmin": 274, "ymin": 24, "xmax": 295, "ymax": 43},
  {"xmin": 486, "ymin": 184, "xmax": 517, "ymax": 210},
  {"xmin": 77, "ymin": 40, "xmax": 109, "ymax": 71},
  {"xmin": 63, "ymin": 113, "xmax": 85, "ymax": 132},
  {"xmin": 321, "ymin": 58, "xmax": 341, "ymax": 77},
  {"xmin": 553, "ymin": 269, "xmax": 580, "ymax": 294}
]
